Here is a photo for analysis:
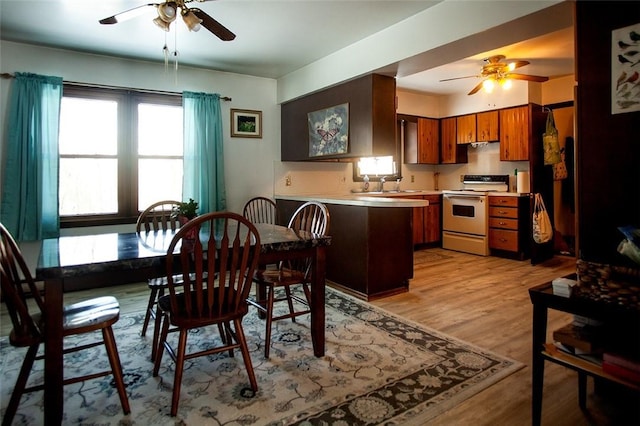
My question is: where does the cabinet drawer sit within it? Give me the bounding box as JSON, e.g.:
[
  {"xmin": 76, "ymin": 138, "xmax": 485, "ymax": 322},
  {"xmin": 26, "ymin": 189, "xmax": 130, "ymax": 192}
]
[
  {"xmin": 489, "ymin": 196, "xmax": 518, "ymax": 207},
  {"xmin": 489, "ymin": 217, "xmax": 518, "ymax": 230},
  {"xmin": 489, "ymin": 206, "xmax": 518, "ymax": 219},
  {"xmin": 489, "ymin": 229, "xmax": 519, "ymax": 251}
]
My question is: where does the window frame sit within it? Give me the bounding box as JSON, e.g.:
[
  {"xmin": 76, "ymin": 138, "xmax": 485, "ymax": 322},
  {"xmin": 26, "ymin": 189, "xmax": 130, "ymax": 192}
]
[{"xmin": 60, "ymin": 85, "xmax": 183, "ymax": 228}]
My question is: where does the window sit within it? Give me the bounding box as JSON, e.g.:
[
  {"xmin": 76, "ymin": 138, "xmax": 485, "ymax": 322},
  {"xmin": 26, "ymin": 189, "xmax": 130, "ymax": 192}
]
[
  {"xmin": 353, "ymin": 156, "xmax": 401, "ymax": 182},
  {"xmin": 59, "ymin": 86, "xmax": 183, "ymax": 226}
]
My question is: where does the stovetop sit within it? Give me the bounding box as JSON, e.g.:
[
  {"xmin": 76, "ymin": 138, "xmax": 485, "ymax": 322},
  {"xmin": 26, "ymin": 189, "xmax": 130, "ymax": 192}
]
[{"xmin": 443, "ymin": 174, "xmax": 510, "ymax": 195}]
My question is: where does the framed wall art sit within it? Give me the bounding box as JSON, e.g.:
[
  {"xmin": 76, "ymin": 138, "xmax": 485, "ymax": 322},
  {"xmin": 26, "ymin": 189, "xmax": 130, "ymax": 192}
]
[
  {"xmin": 307, "ymin": 103, "xmax": 349, "ymax": 157},
  {"xmin": 231, "ymin": 109, "xmax": 262, "ymax": 138},
  {"xmin": 612, "ymin": 22, "xmax": 640, "ymax": 114}
]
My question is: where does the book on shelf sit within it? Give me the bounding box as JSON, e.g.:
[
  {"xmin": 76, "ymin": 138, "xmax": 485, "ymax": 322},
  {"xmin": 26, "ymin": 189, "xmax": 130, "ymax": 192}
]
[
  {"xmin": 553, "ymin": 323, "xmax": 603, "ymax": 354},
  {"xmin": 553, "ymin": 342, "xmax": 602, "ymax": 366},
  {"xmin": 602, "ymin": 361, "xmax": 640, "ymax": 384},
  {"xmin": 603, "ymin": 352, "xmax": 640, "ymax": 373}
]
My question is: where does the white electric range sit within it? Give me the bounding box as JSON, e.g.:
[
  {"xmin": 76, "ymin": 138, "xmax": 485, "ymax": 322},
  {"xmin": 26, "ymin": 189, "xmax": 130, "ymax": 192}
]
[{"xmin": 441, "ymin": 175, "xmax": 510, "ymax": 256}]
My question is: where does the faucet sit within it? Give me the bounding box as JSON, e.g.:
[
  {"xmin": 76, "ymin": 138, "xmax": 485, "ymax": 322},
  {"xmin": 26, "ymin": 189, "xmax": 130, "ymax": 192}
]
[
  {"xmin": 377, "ymin": 176, "xmax": 385, "ymax": 192},
  {"xmin": 395, "ymin": 177, "xmax": 402, "ymax": 191}
]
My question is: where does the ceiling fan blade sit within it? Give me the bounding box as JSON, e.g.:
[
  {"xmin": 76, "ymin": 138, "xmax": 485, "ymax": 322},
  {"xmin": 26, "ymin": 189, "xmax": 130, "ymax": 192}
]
[
  {"xmin": 508, "ymin": 60, "xmax": 530, "ymax": 71},
  {"xmin": 191, "ymin": 8, "xmax": 236, "ymax": 41},
  {"xmin": 99, "ymin": 3, "xmax": 157, "ymax": 25},
  {"xmin": 468, "ymin": 81, "xmax": 484, "ymax": 95},
  {"xmin": 508, "ymin": 73, "xmax": 549, "ymax": 82},
  {"xmin": 440, "ymin": 75, "xmax": 479, "ymax": 82}
]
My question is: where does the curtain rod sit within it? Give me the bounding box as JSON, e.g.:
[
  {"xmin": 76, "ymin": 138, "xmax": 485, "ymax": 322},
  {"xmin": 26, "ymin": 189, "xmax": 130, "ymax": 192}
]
[{"xmin": 0, "ymin": 73, "xmax": 232, "ymax": 101}]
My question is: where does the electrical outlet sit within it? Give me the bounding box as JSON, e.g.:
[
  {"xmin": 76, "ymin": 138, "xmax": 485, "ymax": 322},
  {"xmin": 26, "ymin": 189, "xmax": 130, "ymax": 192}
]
[
  {"xmin": 460, "ymin": 174, "xmax": 464, "ymax": 182},
  {"xmin": 285, "ymin": 175, "xmax": 292, "ymax": 186},
  {"xmin": 411, "ymin": 175, "xmax": 415, "ymax": 183}
]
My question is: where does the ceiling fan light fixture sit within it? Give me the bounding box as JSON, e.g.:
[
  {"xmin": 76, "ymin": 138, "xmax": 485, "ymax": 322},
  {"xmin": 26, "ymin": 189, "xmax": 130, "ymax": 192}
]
[
  {"xmin": 482, "ymin": 78, "xmax": 495, "ymax": 93},
  {"xmin": 500, "ymin": 78, "xmax": 512, "ymax": 90},
  {"xmin": 182, "ymin": 10, "xmax": 203, "ymax": 32},
  {"xmin": 153, "ymin": 16, "xmax": 172, "ymax": 32},
  {"xmin": 157, "ymin": 3, "xmax": 177, "ymax": 23}
]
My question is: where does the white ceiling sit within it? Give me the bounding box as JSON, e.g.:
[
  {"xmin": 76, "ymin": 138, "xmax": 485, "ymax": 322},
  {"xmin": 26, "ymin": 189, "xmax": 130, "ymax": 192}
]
[{"xmin": 0, "ymin": 0, "xmax": 575, "ymax": 96}]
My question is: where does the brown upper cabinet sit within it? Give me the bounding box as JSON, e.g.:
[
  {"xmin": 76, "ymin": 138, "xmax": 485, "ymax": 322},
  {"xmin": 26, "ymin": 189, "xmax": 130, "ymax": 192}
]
[
  {"xmin": 499, "ymin": 105, "xmax": 530, "ymax": 161},
  {"xmin": 440, "ymin": 117, "xmax": 468, "ymax": 164},
  {"xmin": 281, "ymin": 74, "xmax": 396, "ymax": 161},
  {"xmin": 476, "ymin": 110, "xmax": 499, "ymax": 142},
  {"xmin": 418, "ymin": 118, "xmax": 439, "ymax": 164},
  {"xmin": 456, "ymin": 114, "xmax": 476, "ymax": 144}
]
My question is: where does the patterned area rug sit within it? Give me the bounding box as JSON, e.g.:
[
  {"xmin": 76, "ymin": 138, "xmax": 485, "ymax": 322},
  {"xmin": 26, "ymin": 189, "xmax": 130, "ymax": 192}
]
[{"xmin": 0, "ymin": 288, "xmax": 522, "ymax": 425}]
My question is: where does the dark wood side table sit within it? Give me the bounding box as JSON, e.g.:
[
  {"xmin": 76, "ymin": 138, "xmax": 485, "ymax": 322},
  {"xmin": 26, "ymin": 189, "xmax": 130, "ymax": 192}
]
[{"xmin": 528, "ymin": 278, "xmax": 640, "ymax": 426}]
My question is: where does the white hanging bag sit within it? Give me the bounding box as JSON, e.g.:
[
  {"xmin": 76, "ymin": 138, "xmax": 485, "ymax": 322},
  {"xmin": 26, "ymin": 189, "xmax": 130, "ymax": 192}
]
[{"xmin": 532, "ymin": 193, "xmax": 553, "ymax": 244}]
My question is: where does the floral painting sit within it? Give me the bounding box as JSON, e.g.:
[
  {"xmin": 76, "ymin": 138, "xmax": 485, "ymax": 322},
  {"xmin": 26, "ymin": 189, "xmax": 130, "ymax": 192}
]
[
  {"xmin": 308, "ymin": 103, "xmax": 349, "ymax": 157},
  {"xmin": 612, "ymin": 22, "xmax": 640, "ymax": 114}
]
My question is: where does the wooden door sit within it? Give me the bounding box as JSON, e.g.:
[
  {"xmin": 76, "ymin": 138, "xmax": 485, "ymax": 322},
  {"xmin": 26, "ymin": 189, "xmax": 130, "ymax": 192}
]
[
  {"xmin": 417, "ymin": 118, "xmax": 439, "ymax": 164},
  {"xmin": 423, "ymin": 196, "xmax": 441, "ymax": 244},
  {"xmin": 500, "ymin": 106, "xmax": 529, "ymax": 161},
  {"xmin": 476, "ymin": 110, "xmax": 499, "ymax": 142},
  {"xmin": 456, "ymin": 114, "xmax": 476, "ymax": 144},
  {"xmin": 412, "ymin": 205, "xmax": 425, "ymax": 245},
  {"xmin": 528, "ymin": 104, "xmax": 554, "ymax": 264},
  {"xmin": 440, "ymin": 117, "xmax": 457, "ymax": 164}
]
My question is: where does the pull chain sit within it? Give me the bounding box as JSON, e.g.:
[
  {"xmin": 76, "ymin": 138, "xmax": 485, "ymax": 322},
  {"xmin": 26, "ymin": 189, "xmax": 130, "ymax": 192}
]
[
  {"xmin": 173, "ymin": 25, "xmax": 179, "ymax": 85},
  {"xmin": 162, "ymin": 30, "xmax": 169, "ymax": 72}
]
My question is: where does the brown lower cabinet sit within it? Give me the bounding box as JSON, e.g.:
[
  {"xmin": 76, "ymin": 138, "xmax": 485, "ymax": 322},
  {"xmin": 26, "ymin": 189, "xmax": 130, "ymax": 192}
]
[
  {"xmin": 400, "ymin": 194, "xmax": 441, "ymax": 247},
  {"xmin": 488, "ymin": 195, "xmax": 530, "ymax": 260},
  {"xmin": 276, "ymin": 199, "xmax": 413, "ymax": 301}
]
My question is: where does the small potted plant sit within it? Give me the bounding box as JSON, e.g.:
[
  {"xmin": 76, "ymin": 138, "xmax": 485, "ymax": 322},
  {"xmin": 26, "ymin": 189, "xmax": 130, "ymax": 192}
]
[{"xmin": 172, "ymin": 198, "xmax": 199, "ymax": 224}]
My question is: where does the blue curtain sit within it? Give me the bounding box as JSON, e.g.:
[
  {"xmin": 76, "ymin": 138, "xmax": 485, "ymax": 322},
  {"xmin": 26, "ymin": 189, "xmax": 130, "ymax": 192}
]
[
  {"xmin": 1, "ymin": 72, "xmax": 63, "ymax": 240},
  {"xmin": 182, "ymin": 91, "xmax": 226, "ymax": 214}
]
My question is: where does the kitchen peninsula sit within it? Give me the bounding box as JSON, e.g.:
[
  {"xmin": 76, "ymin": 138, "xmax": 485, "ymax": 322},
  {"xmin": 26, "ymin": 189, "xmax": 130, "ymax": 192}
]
[{"xmin": 275, "ymin": 194, "xmax": 430, "ymax": 300}]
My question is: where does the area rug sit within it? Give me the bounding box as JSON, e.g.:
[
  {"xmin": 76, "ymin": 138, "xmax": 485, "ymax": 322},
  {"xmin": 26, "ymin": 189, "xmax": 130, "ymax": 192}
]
[{"xmin": 0, "ymin": 288, "xmax": 523, "ymax": 425}]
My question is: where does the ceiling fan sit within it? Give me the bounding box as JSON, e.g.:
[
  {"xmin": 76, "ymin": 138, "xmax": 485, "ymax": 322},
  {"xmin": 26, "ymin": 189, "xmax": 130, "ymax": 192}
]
[
  {"xmin": 99, "ymin": 0, "xmax": 235, "ymax": 41},
  {"xmin": 440, "ymin": 55, "xmax": 549, "ymax": 95}
]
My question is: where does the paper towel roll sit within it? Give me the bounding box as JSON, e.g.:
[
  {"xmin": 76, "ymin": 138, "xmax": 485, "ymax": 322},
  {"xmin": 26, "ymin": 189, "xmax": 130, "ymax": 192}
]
[{"xmin": 517, "ymin": 171, "xmax": 530, "ymax": 193}]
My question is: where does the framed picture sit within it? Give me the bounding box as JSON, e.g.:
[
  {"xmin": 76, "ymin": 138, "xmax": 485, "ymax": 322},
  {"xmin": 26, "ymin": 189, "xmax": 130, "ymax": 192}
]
[
  {"xmin": 231, "ymin": 109, "xmax": 262, "ymax": 138},
  {"xmin": 307, "ymin": 103, "xmax": 349, "ymax": 157},
  {"xmin": 611, "ymin": 22, "xmax": 640, "ymax": 115}
]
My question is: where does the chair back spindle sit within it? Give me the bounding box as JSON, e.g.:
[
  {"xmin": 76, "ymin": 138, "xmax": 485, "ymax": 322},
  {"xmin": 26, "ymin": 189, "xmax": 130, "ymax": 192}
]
[
  {"xmin": 165, "ymin": 212, "xmax": 261, "ymax": 322},
  {"xmin": 243, "ymin": 196, "xmax": 277, "ymax": 225},
  {"xmin": 136, "ymin": 200, "xmax": 182, "ymax": 233},
  {"xmin": 0, "ymin": 223, "xmax": 44, "ymax": 346}
]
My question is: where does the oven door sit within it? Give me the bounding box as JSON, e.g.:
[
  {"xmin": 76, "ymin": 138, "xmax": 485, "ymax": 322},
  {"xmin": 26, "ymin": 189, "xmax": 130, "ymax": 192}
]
[{"xmin": 442, "ymin": 193, "xmax": 488, "ymax": 236}]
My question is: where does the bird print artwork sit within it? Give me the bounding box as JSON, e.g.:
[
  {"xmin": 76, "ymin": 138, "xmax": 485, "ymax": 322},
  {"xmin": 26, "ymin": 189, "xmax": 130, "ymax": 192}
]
[{"xmin": 612, "ymin": 23, "xmax": 640, "ymax": 114}]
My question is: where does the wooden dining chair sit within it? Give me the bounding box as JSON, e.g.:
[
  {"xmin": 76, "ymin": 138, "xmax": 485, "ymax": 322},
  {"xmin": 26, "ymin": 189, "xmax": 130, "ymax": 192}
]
[
  {"xmin": 152, "ymin": 212, "xmax": 261, "ymax": 417},
  {"xmin": 136, "ymin": 199, "xmax": 183, "ymax": 361},
  {"xmin": 0, "ymin": 222, "xmax": 130, "ymax": 425},
  {"xmin": 242, "ymin": 196, "xmax": 277, "ymax": 225},
  {"xmin": 247, "ymin": 201, "xmax": 330, "ymax": 358}
]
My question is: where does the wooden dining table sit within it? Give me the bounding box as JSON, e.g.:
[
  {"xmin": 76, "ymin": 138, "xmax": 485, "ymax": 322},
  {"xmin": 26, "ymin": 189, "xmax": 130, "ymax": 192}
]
[{"xmin": 35, "ymin": 223, "xmax": 331, "ymax": 425}]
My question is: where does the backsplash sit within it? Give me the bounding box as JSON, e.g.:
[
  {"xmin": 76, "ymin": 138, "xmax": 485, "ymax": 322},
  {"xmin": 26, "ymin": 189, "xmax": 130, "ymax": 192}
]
[{"xmin": 274, "ymin": 143, "xmax": 528, "ymax": 195}]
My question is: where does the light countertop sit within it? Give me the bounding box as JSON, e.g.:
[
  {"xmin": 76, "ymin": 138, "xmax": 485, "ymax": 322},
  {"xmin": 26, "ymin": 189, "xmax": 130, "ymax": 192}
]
[{"xmin": 275, "ymin": 193, "xmax": 430, "ymax": 208}]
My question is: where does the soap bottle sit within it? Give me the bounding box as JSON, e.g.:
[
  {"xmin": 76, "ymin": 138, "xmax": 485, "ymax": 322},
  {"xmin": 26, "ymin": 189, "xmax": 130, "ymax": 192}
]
[{"xmin": 363, "ymin": 175, "xmax": 369, "ymax": 192}]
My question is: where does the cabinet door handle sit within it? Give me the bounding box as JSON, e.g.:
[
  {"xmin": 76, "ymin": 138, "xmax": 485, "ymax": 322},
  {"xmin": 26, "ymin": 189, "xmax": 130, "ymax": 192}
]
[
  {"xmin": 499, "ymin": 210, "xmax": 507, "ymax": 214},
  {"xmin": 499, "ymin": 221, "xmax": 507, "ymax": 225},
  {"xmin": 500, "ymin": 238, "xmax": 507, "ymax": 242}
]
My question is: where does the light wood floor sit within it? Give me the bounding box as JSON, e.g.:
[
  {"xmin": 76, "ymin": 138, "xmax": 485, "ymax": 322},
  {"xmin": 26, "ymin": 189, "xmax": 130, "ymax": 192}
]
[{"xmin": 1, "ymin": 248, "xmax": 637, "ymax": 425}]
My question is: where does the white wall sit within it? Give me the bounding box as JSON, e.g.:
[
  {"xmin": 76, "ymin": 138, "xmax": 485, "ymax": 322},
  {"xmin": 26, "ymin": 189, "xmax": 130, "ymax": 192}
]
[{"xmin": 0, "ymin": 41, "xmax": 279, "ymax": 215}]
